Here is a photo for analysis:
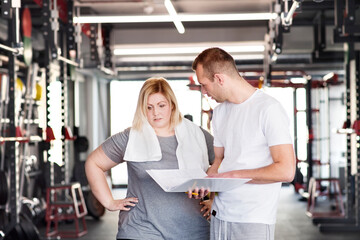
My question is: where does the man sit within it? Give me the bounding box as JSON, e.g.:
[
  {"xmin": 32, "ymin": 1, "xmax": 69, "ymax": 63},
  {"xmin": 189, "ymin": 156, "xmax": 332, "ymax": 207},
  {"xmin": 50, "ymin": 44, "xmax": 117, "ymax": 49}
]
[{"xmin": 192, "ymin": 47, "xmax": 295, "ymax": 240}]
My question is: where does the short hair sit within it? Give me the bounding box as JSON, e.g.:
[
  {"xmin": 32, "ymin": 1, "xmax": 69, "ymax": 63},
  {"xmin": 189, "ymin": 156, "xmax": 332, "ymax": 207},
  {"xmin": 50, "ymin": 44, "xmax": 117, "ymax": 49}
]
[
  {"xmin": 132, "ymin": 77, "xmax": 182, "ymax": 130},
  {"xmin": 192, "ymin": 47, "xmax": 238, "ymax": 81}
]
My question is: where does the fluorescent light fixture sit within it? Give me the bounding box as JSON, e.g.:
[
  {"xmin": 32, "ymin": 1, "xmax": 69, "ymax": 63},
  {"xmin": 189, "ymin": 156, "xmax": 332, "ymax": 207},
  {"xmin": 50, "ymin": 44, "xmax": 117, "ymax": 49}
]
[
  {"xmin": 115, "ymin": 54, "xmax": 264, "ymax": 63},
  {"xmin": 290, "ymin": 77, "xmax": 307, "ymax": 84},
  {"xmin": 113, "ymin": 42, "xmax": 265, "ymax": 56},
  {"xmin": 323, "ymin": 72, "xmax": 335, "ymax": 81},
  {"xmin": 164, "ymin": 0, "xmax": 185, "ymax": 34},
  {"xmin": 73, "ymin": 13, "xmax": 277, "ymax": 24}
]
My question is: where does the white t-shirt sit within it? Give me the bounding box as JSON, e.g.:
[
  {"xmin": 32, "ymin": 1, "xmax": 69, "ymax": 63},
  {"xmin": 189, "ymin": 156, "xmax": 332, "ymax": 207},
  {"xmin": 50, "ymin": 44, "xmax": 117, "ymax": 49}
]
[{"xmin": 212, "ymin": 89, "xmax": 292, "ymax": 224}]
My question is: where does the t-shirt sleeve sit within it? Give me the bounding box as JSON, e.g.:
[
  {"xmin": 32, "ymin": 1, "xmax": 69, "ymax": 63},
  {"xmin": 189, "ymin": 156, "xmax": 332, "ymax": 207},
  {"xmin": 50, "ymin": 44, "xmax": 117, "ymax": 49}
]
[
  {"xmin": 101, "ymin": 128, "xmax": 130, "ymax": 163},
  {"xmin": 262, "ymin": 103, "xmax": 293, "ymax": 147}
]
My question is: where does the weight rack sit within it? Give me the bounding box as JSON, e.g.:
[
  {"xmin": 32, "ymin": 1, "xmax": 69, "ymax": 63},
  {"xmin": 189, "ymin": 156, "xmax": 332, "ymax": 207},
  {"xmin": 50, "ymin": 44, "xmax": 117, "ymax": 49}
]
[
  {"xmin": 314, "ymin": 46, "xmax": 360, "ymax": 232},
  {"xmin": 0, "ymin": 0, "xmax": 82, "ymax": 239}
]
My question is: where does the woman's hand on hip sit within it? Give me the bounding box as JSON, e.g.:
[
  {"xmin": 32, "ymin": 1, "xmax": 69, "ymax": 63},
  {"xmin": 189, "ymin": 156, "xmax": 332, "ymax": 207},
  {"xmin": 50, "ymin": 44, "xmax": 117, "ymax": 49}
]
[{"xmin": 107, "ymin": 197, "xmax": 138, "ymax": 211}]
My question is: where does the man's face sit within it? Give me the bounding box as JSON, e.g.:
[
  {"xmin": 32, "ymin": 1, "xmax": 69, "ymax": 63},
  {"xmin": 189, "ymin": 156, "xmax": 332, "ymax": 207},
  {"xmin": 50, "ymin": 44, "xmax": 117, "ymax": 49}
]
[{"xmin": 196, "ymin": 64, "xmax": 224, "ymax": 103}]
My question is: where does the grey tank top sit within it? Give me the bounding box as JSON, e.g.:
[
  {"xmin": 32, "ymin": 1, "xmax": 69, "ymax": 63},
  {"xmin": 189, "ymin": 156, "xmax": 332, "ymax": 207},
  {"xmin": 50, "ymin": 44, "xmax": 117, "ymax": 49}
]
[{"xmin": 102, "ymin": 128, "xmax": 213, "ymax": 240}]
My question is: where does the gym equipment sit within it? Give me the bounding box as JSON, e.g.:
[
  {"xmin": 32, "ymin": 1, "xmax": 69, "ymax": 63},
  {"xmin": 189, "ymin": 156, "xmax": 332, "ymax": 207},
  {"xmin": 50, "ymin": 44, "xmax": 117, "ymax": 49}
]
[
  {"xmin": 62, "ymin": 126, "xmax": 75, "ymax": 140},
  {"xmin": 34, "ymin": 82, "xmax": 42, "ymax": 101},
  {"xmin": 74, "ymin": 136, "xmax": 89, "ymax": 153},
  {"xmin": 4, "ymin": 214, "xmax": 40, "ymax": 240},
  {"xmin": 0, "ymin": 74, "xmax": 10, "ymax": 172},
  {"xmin": 45, "ymin": 127, "xmax": 56, "ymax": 142},
  {"xmin": 72, "ymin": 160, "xmax": 88, "ymax": 187},
  {"xmin": 85, "ymin": 191, "xmax": 105, "ymax": 220},
  {"xmin": 291, "ymin": 163, "xmax": 305, "ymax": 193},
  {"xmin": 21, "ymin": 7, "xmax": 32, "ymax": 66},
  {"xmin": 0, "ymin": 135, "xmax": 42, "ymax": 143},
  {"xmin": 0, "ymin": 170, "xmax": 8, "ymax": 205},
  {"xmin": 15, "ymin": 78, "xmax": 25, "ymax": 96},
  {"xmin": 20, "ymin": 197, "xmax": 45, "ymax": 224},
  {"xmin": 45, "ymin": 182, "xmax": 88, "ymax": 238},
  {"xmin": 307, "ymin": 177, "xmax": 345, "ymax": 219},
  {"xmin": 71, "ymin": 159, "xmax": 106, "ymax": 220},
  {"xmin": 337, "ymin": 120, "xmax": 360, "ymax": 135}
]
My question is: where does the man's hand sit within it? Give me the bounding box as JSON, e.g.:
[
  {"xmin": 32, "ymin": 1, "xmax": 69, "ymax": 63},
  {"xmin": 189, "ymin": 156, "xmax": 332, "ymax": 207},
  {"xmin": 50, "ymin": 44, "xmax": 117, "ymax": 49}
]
[
  {"xmin": 207, "ymin": 171, "xmax": 235, "ymax": 178},
  {"xmin": 206, "ymin": 164, "xmax": 219, "ymax": 177},
  {"xmin": 200, "ymin": 198, "xmax": 214, "ymax": 220}
]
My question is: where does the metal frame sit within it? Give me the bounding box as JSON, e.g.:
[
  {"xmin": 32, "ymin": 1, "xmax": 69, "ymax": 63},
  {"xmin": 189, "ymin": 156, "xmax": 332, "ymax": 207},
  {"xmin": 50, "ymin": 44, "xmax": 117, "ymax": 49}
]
[
  {"xmin": 90, "ymin": 24, "xmax": 100, "ymax": 66},
  {"xmin": 42, "ymin": 0, "xmax": 56, "ymax": 188},
  {"xmin": 3, "ymin": 0, "xmax": 21, "ymax": 235},
  {"xmin": 315, "ymin": 45, "xmax": 360, "ymax": 232},
  {"xmin": 59, "ymin": 22, "xmax": 69, "ymax": 185},
  {"xmin": 306, "ymin": 78, "xmax": 314, "ymax": 187},
  {"xmin": 103, "ymin": 26, "xmax": 113, "ymax": 69},
  {"xmin": 309, "ymin": 0, "xmax": 360, "ymax": 231}
]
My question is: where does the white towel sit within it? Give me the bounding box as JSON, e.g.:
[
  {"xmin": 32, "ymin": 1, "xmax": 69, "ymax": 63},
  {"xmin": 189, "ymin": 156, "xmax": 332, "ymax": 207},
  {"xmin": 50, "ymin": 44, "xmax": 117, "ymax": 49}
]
[{"xmin": 124, "ymin": 118, "xmax": 209, "ymax": 171}]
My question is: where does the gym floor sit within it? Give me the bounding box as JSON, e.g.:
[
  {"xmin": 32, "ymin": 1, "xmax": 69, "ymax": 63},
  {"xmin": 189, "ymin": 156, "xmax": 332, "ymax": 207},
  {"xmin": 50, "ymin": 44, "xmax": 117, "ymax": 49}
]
[{"xmin": 38, "ymin": 185, "xmax": 360, "ymax": 240}]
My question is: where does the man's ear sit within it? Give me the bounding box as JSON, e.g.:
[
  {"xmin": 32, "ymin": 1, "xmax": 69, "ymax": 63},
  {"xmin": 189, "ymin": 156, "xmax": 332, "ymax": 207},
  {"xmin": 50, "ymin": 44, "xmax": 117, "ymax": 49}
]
[{"xmin": 214, "ymin": 73, "xmax": 225, "ymax": 86}]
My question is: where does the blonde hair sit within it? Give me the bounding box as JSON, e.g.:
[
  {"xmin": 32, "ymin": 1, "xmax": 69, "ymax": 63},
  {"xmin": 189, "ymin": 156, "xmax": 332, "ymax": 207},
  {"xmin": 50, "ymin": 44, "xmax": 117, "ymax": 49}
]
[{"xmin": 132, "ymin": 77, "xmax": 182, "ymax": 131}]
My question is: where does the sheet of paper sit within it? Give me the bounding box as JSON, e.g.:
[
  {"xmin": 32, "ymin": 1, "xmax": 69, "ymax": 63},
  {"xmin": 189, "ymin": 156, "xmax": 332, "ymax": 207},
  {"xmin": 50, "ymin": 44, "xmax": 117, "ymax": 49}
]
[{"xmin": 146, "ymin": 169, "xmax": 251, "ymax": 192}]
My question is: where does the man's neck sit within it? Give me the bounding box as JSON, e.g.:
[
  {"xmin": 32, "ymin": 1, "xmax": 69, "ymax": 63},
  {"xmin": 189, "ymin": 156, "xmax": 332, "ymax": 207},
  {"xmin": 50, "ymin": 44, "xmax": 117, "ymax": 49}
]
[{"xmin": 227, "ymin": 79, "xmax": 256, "ymax": 104}]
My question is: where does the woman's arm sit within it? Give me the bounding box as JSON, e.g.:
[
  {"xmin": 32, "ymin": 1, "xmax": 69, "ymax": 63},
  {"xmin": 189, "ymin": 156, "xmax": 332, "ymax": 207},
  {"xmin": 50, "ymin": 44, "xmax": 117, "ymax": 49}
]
[{"xmin": 85, "ymin": 146, "xmax": 138, "ymax": 211}]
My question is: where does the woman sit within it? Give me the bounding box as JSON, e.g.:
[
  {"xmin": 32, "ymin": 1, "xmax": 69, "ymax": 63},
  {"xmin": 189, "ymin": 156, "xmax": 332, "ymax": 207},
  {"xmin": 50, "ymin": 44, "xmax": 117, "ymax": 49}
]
[{"xmin": 85, "ymin": 77, "xmax": 214, "ymax": 240}]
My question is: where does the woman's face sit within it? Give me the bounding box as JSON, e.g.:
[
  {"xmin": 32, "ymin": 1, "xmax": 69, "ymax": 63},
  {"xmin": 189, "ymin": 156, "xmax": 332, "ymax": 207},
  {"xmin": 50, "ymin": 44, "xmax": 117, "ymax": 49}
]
[{"xmin": 146, "ymin": 92, "xmax": 172, "ymax": 132}]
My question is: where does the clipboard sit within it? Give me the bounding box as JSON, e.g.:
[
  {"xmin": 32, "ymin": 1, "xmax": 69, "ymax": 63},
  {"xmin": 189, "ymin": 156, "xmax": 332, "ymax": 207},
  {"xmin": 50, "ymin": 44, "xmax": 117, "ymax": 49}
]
[{"xmin": 146, "ymin": 169, "xmax": 251, "ymax": 192}]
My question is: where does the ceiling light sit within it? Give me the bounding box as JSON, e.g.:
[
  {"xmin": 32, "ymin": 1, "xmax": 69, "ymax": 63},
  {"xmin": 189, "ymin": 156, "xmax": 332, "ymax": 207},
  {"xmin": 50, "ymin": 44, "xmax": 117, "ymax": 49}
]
[
  {"xmin": 164, "ymin": 0, "xmax": 185, "ymax": 34},
  {"xmin": 290, "ymin": 77, "xmax": 307, "ymax": 84},
  {"xmin": 113, "ymin": 42, "xmax": 265, "ymax": 56},
  {"xmin": 323, "ymin": 72, "xmax": 335, "ymax": 81},
  {"xmin": 115, "ymin": 54, "xmax": 264, "ymax": 63},
  {"xmin": 73, "ymin": 13, "xmax": 278, "ymax": 24}
]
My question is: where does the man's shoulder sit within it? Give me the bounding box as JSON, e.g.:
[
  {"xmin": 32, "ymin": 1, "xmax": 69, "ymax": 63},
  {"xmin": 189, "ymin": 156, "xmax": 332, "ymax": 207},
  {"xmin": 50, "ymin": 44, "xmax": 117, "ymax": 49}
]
[
  {"xmin": 255, "ymin": 90, "xmax": 280, "ymax": 106},
  {"xmin": 213, "ymin": 101, "xmax": 229, "ymax": 112}
]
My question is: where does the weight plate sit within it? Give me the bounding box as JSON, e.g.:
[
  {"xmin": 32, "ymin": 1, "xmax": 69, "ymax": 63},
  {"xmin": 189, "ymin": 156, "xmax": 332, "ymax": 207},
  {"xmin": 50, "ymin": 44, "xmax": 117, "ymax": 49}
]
[
  {"xmin": 74, "ymin": 136, "xmax": 89, "ymax": 153},
  {"xmin": 22, "ymin": 7, "xmax": 32, "ymax": 66},
  {"xmin": 73, "ymin": 161, "xmax": 88, "ymax": 187},
  {"xmin": 21, "ymin": 8, "xmax": 32, "ymax": 38},
  {"xmin": 20, "ymin": 214, "xmax": 40, "ymax": 240},
  {"xmin": 86, "ymin": 191, "xmax": 105, "ymax": 220},
  {"xmin": 34, "ymin": 83, "xmax": 42, "ymax": 101},
  {"xmin": 5, "ymin": 223, "xmax": 26, "ymax": 240}
]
